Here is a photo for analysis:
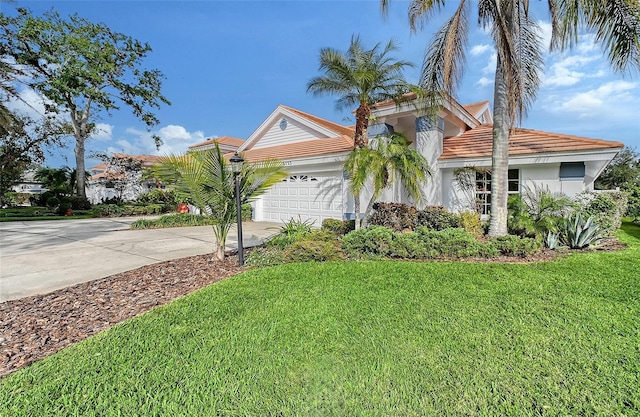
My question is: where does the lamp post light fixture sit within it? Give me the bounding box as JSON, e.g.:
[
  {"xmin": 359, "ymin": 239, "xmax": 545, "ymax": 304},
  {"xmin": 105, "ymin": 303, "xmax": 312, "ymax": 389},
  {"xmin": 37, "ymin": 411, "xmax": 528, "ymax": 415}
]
[{"xmin": 229, "ymin": 152, "xmax": 245, "ymax": 266}]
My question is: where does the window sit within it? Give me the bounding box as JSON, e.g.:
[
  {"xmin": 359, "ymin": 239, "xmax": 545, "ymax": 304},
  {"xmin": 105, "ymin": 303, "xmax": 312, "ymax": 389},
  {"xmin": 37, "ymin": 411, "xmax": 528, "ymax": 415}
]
[
  {"xmin": 475, "ymin": 169, "xmax": 520, "ymax": 215},
  {"xmin": 560, "ymin": 162, "xmax": 585, "ymax": 180}
]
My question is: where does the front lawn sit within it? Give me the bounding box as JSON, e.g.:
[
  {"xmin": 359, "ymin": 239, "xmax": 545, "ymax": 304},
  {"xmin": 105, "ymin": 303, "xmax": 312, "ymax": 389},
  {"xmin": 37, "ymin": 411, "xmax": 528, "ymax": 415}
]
[{"xmin": 1, "ymin": 223, "xmax": 639, "ymax": 416}]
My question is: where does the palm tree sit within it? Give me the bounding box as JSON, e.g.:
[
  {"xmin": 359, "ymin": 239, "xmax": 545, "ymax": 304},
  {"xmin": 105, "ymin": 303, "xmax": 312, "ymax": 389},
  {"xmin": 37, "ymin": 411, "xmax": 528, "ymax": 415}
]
[
  {"xmin": 345, "ymin": 132, "xmax": 431, "ymax": 228},
  {"xmin": 152, "ymin": 144, "xmax": 288, "ymax": 260},
  {"xmin": 382, "ymin": 0, "xmax": 640, "ymax": 236},
  {"xmin": 308, "ymin": 35, "xmax": 415, "ymax": 227},
  {"xmin": 307, "ymin": 35, "xmax": 415, "ymax": 149}
]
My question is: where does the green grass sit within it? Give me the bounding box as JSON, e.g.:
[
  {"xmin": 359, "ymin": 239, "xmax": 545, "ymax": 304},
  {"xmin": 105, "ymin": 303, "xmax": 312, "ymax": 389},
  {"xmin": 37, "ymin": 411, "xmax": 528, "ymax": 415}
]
[{"xmin": 1, "ymin": 223, "xmax": 639, "ymax": 416}]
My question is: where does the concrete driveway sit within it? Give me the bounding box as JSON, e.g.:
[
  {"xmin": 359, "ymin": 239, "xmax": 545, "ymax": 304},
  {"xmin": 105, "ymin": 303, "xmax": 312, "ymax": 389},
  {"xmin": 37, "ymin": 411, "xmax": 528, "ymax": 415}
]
[{"xmin": 0, "ymin": 217, "xmax": 280, "ymax": 302}]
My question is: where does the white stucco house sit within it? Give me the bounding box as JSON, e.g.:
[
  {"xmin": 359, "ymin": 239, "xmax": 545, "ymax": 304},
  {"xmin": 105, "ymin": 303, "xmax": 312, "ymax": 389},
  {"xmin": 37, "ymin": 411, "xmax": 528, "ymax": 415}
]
[
  {"xmin": 87, "ymin": 154, "xmax": 162, "ymax": 204},
  {"xmin": 191, "ymin": 95, "xmax": 623, "ymax": 224}
]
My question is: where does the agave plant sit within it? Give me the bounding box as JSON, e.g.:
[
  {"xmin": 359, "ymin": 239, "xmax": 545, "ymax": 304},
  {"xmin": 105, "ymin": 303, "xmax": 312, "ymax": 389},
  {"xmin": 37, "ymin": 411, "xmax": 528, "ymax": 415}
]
[
  {"xmin": 562, "ymin": 213, "xmax": 605, "ymax": 249},
  {"xmin": 545, "ymin": 231, "xmax": 560, "ymax": 250}
]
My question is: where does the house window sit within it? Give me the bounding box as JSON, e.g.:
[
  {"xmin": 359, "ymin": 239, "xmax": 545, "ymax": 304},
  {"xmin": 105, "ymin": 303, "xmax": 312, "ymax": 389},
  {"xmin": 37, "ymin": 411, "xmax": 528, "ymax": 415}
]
[
  {"xmin": 475, "ymin": 169, "xmax": 520, "ymax": 215},
  {"xmin": 560, "ymin": 162, "xmax": 585, "ymax": 180}
]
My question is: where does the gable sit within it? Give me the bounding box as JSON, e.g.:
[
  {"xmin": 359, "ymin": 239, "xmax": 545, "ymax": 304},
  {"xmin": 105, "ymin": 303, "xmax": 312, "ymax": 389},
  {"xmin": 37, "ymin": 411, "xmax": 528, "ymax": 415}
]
[
  {"xmin": 240, "ymin": 105, "xmax": 354, "ymax": 152},
  {"xmin": 252, "ymin": 115, "xmax": 329, "ymax": 149}
]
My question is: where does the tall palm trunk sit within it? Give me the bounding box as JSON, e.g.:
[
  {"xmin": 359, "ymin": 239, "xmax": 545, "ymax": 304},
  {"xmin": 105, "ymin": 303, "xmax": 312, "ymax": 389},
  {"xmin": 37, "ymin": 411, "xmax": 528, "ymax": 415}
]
[
  {"xmin": 354, "ymin": 103, "xmax": 370, "ymax": 149},
  {"xmin": 488, "ymin": 58, "xmax": 510, "ymax": 237},
  {"xmin": 354, "ymin": 192, "xmax": 361, "ymax": 230}
]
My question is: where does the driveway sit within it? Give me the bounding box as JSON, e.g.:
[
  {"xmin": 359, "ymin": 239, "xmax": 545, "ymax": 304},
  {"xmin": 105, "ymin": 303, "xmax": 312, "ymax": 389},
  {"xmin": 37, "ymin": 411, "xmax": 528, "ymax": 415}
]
[{"xmin": 0, "ymin": 217, "xmax": 280, "ymax": 302}]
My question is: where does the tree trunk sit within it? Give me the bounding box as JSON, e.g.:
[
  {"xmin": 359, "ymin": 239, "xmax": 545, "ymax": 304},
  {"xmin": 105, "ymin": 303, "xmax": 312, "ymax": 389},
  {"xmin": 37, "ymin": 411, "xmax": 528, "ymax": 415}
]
[
  {"xmin": 215, "ymin": 241, "xmax": 225, "ymax": 260},
  {"xmin": 488, "ymin": 58, "xmax": 510, "ymax": 237},
  {"xmin": 361, "ymin": 195, "xmax": 377, "ymax": 229},
  {"xmin": 74, "ymin": 137, "xmax": 86, "ymax": 198},
  {"xmin": 354, "ymin": 103, "xmax": 370, "ymax": 148},
  {"xmin": 354, "ymin": 193, "xmax": 361, "ymax": 230}
]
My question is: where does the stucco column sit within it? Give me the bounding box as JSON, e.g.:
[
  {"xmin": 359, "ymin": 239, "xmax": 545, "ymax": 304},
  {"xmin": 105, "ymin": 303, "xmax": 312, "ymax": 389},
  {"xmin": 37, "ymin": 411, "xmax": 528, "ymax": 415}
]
[{"xmin": 415, "ymin": 116, "xmax": 444, "ymax": 206}]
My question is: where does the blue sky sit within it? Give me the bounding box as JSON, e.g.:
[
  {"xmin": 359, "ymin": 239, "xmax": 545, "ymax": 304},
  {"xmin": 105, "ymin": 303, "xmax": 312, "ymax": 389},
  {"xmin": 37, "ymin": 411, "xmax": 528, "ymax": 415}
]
[{"xmin": 3, "ymin": 0, "xmax": 639, "ymax": 169}]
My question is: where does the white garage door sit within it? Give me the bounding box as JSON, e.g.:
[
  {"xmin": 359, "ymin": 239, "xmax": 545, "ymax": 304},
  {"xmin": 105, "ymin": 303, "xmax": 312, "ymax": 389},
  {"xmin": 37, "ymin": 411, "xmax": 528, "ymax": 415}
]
[{"xmin": 260, "ymin": 172, "xmax": 343, "ymax": 224}]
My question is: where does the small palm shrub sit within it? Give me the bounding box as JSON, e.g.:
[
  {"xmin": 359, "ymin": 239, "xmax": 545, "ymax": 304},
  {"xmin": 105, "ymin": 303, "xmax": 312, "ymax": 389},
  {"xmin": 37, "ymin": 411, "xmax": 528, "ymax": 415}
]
[
  {"xmin": 562, "ymin": 213, "xmax": 606, "ymax": 249},
  {"xmin": 265, "ymin": 217, "xmax": 315, "ymax": 249},
  {"xmin": 368, "ymin": 202, "xmax": 417, "ymax": 231},
  {"xmin": 416, "ymin": 206, "xmax": 460, "ymax": 230},
  {"xmin": 489, "ymin": 235, "xmax": 542, "ymax": 257}
]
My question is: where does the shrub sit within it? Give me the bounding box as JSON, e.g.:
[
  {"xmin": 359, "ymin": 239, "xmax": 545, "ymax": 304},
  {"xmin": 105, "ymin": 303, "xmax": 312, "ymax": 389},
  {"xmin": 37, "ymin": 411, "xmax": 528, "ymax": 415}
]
[
  {"xmin": 242, "ymin": 203, "xmax": 252, "ymax": 221},
  {"xmin": 368, "ymin": 202, "xmax": 417, "ymax": 231},
  {"xmin": 459, "ymin": 211, "xmax": 483, "ymax": 238},
  {"xmin": 284, "ymin": 239, "xmax": 345, "ymax": 263},
  {"xmin": 92, "ymin": 204, "xmax": 125, "ymax": 217},
  {"xmin": 577, "ymin": 191, "xmax": 627, "ymax": 235},
  {"xmin": 489, "ymin": 235, "xmax": 542, "ymax": 257},
  {"xmin": 507, "ymin": 194, "xmax": 537, "ymax": 237},
  {"xmin": 416, "ymin": 206, "xmax": 460, "ymax": 230},
  {"xmin": 130, "ymin": 213, "xmax": 214, "ymax": 229},
  {"xmin": 46, "ymin": 196, "xmax": 60, "ymax": 210},
  {"xmin": 245, "ymin": 247, "xmax": 287, "ymax": 268},
  {"xmin": 341, "ymin": 226, "xmax": 395, "ymax": 259},
  {"xmin": 70, "ymin": 196, "xmax": 92, "ymax": 210},
  {"xmin": 322, "ymin": 218, "xmax": 347, "ymax": 236},
  {"xmin": 389, "ymin": 232, "xmax": 435, "ymax": 259},
  {"xmin": 416, "ymin": 227, "xmax": 495, "ymax": 259},
  {"xmin": 57, "ymin": 197, "xmax": 72, "ymax": 215},
  {"xmin": 136, "ymin": 189, "xmax": 178, "ymax": 205}
]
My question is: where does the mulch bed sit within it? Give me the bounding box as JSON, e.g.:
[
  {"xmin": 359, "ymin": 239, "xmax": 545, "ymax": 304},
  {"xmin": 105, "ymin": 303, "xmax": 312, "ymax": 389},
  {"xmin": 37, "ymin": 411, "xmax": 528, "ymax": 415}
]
[
  {"xmin": 0, "ymin": 238, "xmax": 626, "ymax": 379},
  {"xmin": 1, "ymin": 254, "xmax": 243, "ymax": 378}
]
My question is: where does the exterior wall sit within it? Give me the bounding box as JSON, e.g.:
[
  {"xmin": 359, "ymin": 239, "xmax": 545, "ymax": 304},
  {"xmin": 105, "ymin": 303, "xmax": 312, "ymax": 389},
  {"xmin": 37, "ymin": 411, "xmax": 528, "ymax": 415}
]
[
  {"xmin": 252, "ymin": 117, "xmax": 323, "ymax": 149},
  {"xmin": 442, "ymin": 162, "xmax": 599, "ymax": 214},
  {"xmin": 415, "ymin": 116, "xmax": 444, "ymax": 207}
]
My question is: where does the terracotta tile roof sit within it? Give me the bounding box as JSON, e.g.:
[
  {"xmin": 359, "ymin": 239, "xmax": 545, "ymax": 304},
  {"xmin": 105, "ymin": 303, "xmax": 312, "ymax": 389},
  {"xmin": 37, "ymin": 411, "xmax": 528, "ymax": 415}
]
[
  {"xmin": 441, "ymin": 124, "xmax": 624, "ymax": 160},
  {"xmin": 239, "ymin": 135, "xmax": 354, "ymax": 162},
  {"xmin": 189, "ymin": 136, "xmax": 245, "ymax": 149},
  {"xmin": 280, "ymin": 105, "xmax": 355, "ymax": 138},
  {"xmin": 462, "ymin": 101, "xmax": 489, "ymax": 118},
  {"xmin": 112, "ymin": 153, "xmax": 162, "ymax": 166},
  {"xmin": 89, "ymin": 163, "xmax": 107, "ymax": 171}
]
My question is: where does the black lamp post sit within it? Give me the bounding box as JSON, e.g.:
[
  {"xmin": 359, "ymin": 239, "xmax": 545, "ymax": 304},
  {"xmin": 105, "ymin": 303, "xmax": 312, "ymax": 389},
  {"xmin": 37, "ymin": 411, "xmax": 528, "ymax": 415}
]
[{"xmin": 230, "ymin": 152, "xmax": 245, "ymax": 266}]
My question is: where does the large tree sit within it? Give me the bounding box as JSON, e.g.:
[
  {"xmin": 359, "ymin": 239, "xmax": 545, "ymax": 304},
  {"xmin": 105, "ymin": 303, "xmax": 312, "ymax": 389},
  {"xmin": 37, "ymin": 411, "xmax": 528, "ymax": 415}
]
[
  {"xmin": 0, "ymin": 8, "xmax": 170, "ymax": 198},
  {"xmin": 307, "ymin": 35, "xmax": 415, "ymax": 226},
  {"xmin": 152, "ymin": 144, "xmax": 288, "ymax": 260},
  {"xmin": 382, "ymin": 0, "xmax": 640, "ymax": 236}
]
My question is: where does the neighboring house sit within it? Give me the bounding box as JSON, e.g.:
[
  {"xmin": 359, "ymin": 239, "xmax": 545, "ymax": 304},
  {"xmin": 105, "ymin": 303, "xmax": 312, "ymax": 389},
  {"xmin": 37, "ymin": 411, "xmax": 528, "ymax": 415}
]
[
  {"xmin": 11, "ymin": 170, "xmax": 48, "ymax": 196},
  {"xmin": 226, "ymin": 96, "xmax": 622, "ymax": 224},
  {"xmin": 189, "ymin": 136, "xmax": 245, "ymax": 153},
  {"xmin": 87, "ymin": 154, "xmax": 162, "ymax": 204}
]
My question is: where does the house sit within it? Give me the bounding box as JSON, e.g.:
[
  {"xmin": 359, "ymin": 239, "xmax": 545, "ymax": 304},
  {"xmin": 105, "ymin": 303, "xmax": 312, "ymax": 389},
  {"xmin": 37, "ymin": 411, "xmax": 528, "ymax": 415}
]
[
  {"xmin": 189, "ymin": 136, "xmax": 245, "ymax": 153},
  {"xmin": 87, "ymin": 153, "xmax": 162, "ymax": 204},
  {"xmin": 228, "ymin": 95, "xmax": 622, "ymax": 224}
]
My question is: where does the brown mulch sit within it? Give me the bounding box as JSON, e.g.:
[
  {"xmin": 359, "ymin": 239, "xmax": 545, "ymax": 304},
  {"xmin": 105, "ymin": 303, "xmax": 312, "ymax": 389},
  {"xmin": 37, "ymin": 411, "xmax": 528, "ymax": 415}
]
[
  {"xmin": 0, "ymin": 254, "xmax": 244, "ymax": 378},
  {"xmin": 0, "ymin": 237, "xmax": 627, "ymax": 379}
]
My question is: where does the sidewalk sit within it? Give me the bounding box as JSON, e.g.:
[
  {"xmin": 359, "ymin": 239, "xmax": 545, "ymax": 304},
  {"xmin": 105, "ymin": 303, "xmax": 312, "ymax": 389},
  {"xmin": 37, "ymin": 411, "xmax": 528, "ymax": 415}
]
[{"xmin": 0, "ymin": 218, "xmax": 280, "ymax": 302}]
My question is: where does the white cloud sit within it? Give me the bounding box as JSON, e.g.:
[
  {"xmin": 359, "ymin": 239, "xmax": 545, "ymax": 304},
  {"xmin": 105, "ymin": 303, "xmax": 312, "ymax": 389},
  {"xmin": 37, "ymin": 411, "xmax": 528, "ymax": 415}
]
[
  {"xmin": 109, "ymin": 124, "xmax": 207, "ymax": 156},
  {"xmin": 559, "ymin": 80, "xmax": 639, "ymax": 118},
  {"xmin": 537, "ymin": 21, "xmax": 553, "ymax": 51},
  {"xmin": 482, "ymin": 53, "xmax": 497, "ymax": 75},
  {"xmin": 91, "ymin": 123, "xmax": 114, "ymax": 141},
  {"xmin": 476, "ymin": 77, "xmax": 493, "ymax": 87},
  {"xmin": 470, "ymin": 44, "xmax": 491, "ymax": 56}
]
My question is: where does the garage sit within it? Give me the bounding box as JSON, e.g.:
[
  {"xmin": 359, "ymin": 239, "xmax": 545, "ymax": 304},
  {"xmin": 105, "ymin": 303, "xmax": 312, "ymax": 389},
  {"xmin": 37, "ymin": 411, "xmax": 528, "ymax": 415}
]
[{"xmin": 256, "ymin": 172, "xmax": 344, "ymax": 224}]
